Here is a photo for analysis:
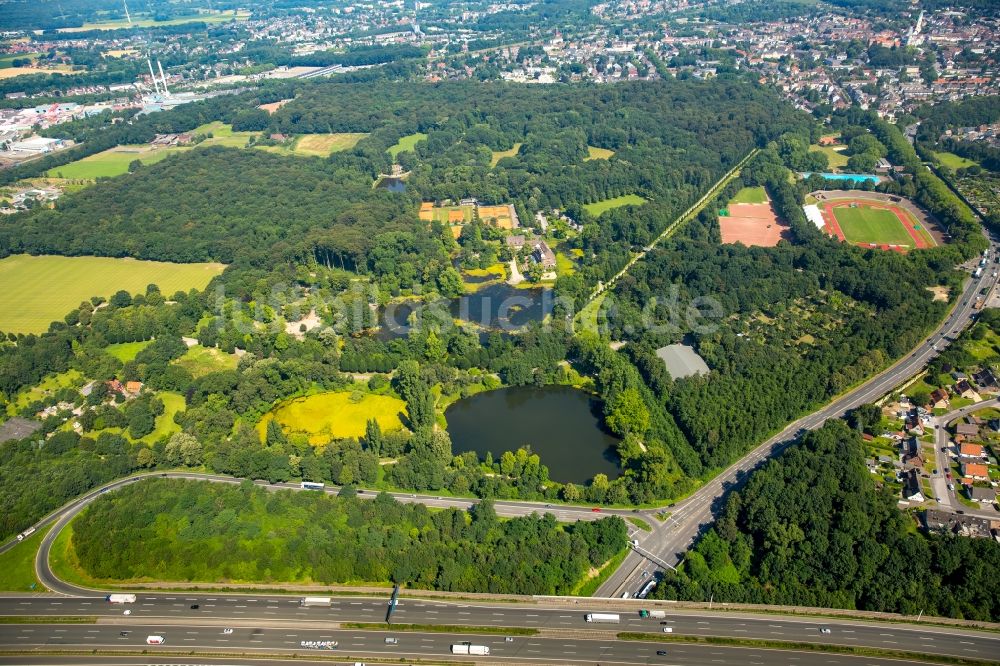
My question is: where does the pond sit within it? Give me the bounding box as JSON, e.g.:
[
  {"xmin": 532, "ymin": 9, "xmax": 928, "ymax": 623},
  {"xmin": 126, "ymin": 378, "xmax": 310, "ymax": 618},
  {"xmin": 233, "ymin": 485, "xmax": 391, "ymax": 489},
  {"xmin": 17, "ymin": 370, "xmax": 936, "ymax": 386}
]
[
  {"xmin": 376, "ymin": 177, "xmax": 406, "ymax": 192},
  {"xmin": 445, "ymin": 385, "xmax": 621, "ymax": 484},
  {"xmin": 373, "ymin": 285, "xmax": 552, "ymax": 340}
]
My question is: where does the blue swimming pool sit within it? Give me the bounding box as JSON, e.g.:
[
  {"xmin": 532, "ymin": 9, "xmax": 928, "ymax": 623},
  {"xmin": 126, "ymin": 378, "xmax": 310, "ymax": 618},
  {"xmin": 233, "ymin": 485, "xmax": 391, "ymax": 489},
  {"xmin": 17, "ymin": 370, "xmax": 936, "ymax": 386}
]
[{"xmin": 801, "ymin": 172, "xmax": 882, "ymax": 184}]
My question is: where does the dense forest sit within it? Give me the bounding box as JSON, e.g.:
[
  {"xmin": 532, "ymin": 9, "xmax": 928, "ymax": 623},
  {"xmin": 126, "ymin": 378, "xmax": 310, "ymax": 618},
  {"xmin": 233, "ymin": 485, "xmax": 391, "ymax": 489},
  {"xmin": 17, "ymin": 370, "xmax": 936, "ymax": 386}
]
[
  {"xmin": 653, "ymin": 420, "xmax": 1000, "ymax": 622},
  {"xmin": 70, "ymin": 478, "xmax": 626, "ymax": 594}
]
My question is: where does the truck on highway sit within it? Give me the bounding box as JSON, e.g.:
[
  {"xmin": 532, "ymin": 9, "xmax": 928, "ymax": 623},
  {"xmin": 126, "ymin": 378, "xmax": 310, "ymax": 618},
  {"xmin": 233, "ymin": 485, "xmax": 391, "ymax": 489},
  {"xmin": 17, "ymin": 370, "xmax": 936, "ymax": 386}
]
[
  {"xmin": 106, "ymin": 594, "xmax": 137, "ymax": 604},
  {"xmin": 450, "ymin": 644, "xmax": 490, "ymax": 655},
  {"xmin": 300, "ymin": 481, "xmax": 325, "ymax": 491},
  {"xmin": 586, "ymin": 613, "xmax": 621, "ymax": 623},
  {"xmin": 300, "ymin": 596, "xmax": 332, "ymax": 607},
  {"xmin": 974, "ymin": 267, "xmax": 983, "ymax": 278},
  {"xmin": 16, "ymin": 527, "xmax": 35, "ymax": 542},
  {"xmin": 146, "ymin": 635, "xmax": 164, "ymax": 645},
  {"xmin": 639, "ymin": 610, "xmax": 667, "ymax": 619}
]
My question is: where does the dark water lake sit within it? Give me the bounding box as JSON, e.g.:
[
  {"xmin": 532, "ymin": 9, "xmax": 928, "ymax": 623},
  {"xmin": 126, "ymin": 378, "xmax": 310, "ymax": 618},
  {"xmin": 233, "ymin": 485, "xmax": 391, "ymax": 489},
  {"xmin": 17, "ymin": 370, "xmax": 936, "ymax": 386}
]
[
  {"xmin": 374, "ymin": 285, "xmax": 551, "ymax": 339},
  {"xmin": 445, "ymin": 385, "xmax": 621, "ymax": 484},
  {"xmin": 377, "ymin": 177, "xmax": 406, "ymax": 192}
]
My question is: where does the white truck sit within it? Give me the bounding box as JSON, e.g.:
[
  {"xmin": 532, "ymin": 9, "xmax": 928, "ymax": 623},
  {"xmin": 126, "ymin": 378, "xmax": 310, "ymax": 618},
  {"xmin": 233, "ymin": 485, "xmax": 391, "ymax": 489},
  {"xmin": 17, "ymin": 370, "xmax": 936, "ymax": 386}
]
[
  {"xmin": 301, "ymin": 596, "xmax": 332, "ymax": 607},
  {"xmin": 639, "ymin": 609, "xmax": 667, "ymax": 619},
  {"xmin": 146, "ymin": 635, "xmax": 164, "ymax": 645},
  {"xmin": 450, "ymin": 644, "xmax": 490, "ymax": 655},
  {"xmin": 16, "ymin": 527, "xmax": 35, "ymax": 542},
  {"xmin": 586, "ymin": 613, "xmax": 621, "ymax": 623},
  {"xmin": 106, "ymin": 594, "xmax": 137, "ymax": 604}
]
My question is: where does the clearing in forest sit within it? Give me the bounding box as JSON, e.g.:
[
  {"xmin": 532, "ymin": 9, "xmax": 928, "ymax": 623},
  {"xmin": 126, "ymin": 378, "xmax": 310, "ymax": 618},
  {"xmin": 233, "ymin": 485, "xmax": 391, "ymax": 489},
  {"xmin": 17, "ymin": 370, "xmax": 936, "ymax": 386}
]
[
  {"xmin": 258, "ymin": 391, "xmax": 407, "ymax": 445},
  {"xmin": 0, "ymin": 255, "xmax": 225, "ymax": 334}
]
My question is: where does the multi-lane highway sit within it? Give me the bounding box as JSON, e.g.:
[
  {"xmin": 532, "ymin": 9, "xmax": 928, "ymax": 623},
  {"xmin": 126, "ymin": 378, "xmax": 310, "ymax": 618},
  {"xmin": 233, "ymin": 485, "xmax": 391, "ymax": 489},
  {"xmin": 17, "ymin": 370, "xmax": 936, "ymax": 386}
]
[
  {"xmin": 600, "ymin": 235, "xmax": 1000, "ymax": 598},
  {"xmin": 1, "ymin": 594, "xmax": 998, "ymax": 662}
]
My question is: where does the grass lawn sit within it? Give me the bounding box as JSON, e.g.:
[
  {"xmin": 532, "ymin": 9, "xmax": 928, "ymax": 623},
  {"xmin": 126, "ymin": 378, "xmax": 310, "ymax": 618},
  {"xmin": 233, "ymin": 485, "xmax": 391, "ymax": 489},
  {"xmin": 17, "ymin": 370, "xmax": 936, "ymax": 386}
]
[
  {"xmin": 259, "ymin": 391, "xmax": 406, "ymax": 445},
  {"xmin": 0, "ymin": 254, "xmax": 225, "ymax": 334},
  {"xmin": 833, "ymin": 205, "xmax": 914, "ymax": 247},
  {"xmin": 9, "ymin": 369, "xmax": 82, "ymax": 415},
  {"xmin": 729, "ymin": 186, "xmax": 768, "ymax": 204},
  {"xmin": 583, "ymin": 194, "xmax": 646, "ymax": 217},
  {"xmin": 105, "ymin": 341, "xmax": 151, "ymax": 363},
  {"xmin": 294, "ymin": 133, "xmax": 368, "ymax": 156},
  {"xmin": 627, "ymin": 516, "xmax": 652, "ymax": 532},
  {"xmin": 935, "ymin": 151, "xmax": 977, "ymax": 170},
  {"xmin": 810, "ymin": 145, "xmax": 849, "ymax": 169},
  {"xmin": 585, "ymin": 146, "xmax": 615, "ymax": 161},
  {"xmin": 0, "ymin": 524, "xmax": 49, "ymax": 592},
  {"xmin": 388, "ymin": 133, "xmax": 428, "ymax": 158},
  {"xmin": 0, "ymin": 53, "xmax": 41, "ymax": 68},
  {"xmin": 555, "ymin": 251, "xmax": 577, "ymax": 276},
  {"xmin": 171, "ymin": 345, "xmax": 238, "ymax": 378},
  {"xmin": 60, "ymin": 10, "xmax": 249, "ymax": 32},
  {"xmin": 47, "ymin": 144, "xmax": 185, "ymax": 179},
  {"xmin": 191, "ymin": 121, "xmax": 257, "ymax": 148},
  {"xmin": 147, "ymin": 392, "xmax": 185, "ymax": 442},
  {"xmin": 490, "ymin": 142, "xmax": 522, "ymax": 167}
]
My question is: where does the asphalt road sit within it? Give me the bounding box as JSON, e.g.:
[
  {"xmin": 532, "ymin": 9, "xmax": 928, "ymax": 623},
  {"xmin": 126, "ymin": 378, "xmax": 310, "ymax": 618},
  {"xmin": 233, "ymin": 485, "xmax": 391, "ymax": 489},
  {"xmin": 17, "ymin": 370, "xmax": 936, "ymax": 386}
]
[
  {"xmin": 0, "ymin": 595, "xmax": 997, "ymax": 660},
  {"xmin": 0, "ymin": 657, "xmax": 952, "ymax": 666},
  {"xmin": 599, "ymin": 237, "xmax": 1000, "ymax": 598},
  {"xmin": 932, "ymin": 399, "xmax": 1000, "ymax": 518},
  {"xmin": 0, "ymin": 619, "xmax": 989, "ymax": 665}
]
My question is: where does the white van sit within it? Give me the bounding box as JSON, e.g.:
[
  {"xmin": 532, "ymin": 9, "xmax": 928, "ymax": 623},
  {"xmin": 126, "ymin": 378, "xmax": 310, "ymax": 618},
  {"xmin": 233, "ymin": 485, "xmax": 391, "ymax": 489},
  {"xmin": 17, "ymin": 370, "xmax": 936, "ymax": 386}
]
[{"xmin": 146, "ymin": 635, "xmax": 164, "ymax": 645}]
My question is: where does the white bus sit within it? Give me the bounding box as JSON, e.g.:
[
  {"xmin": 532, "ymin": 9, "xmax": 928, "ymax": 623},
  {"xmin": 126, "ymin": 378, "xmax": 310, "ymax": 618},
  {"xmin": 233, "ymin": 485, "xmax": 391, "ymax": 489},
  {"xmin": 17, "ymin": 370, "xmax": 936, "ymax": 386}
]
[{"xmin": 301, "ymin": 481, "xmax": 325, "ymax": 491}]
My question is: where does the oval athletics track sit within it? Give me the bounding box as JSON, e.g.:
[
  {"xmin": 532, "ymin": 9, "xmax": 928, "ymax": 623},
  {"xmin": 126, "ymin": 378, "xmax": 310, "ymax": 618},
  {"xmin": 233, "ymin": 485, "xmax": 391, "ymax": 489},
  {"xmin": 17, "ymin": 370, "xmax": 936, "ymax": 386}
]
[{"xmin": 819, "ymin": 197, "xmax": 934, "ymax": 251}]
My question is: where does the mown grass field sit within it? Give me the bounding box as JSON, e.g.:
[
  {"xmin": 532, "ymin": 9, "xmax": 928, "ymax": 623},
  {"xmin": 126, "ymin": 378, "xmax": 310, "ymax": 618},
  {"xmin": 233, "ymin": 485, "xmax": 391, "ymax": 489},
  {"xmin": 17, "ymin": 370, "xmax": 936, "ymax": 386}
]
[
  {"xmin": 729, "ymin": 186, "xmax": 768, "ymax": 204},
  {"xmin": 832, "ymin": 205, "xmax": 914, "ymax": 247},
  {"xmin": 259, "ymin": 391, "xmax": 406, "ymax": 445},
  {"xmin": 490, "ymin": 142, "xmax": 522, "ymax": 166},
  {"xmin": 935, "ymin": 151, "xmax": 977, "ymax": 170},
  {"xmin": 105, "ymin": 341, "xmax": 151, "ymax": 363},
  {"xmin": 583, "ymin": 194, "xmax": 646, "ymax": 217},
  {"xmin": 191, "ymin": 122, "xmax": 257, "ymax": 149},
  {"xmin": 47, "ymin": 145, "xmax": 185, "ymax": 179},
  {"xmin": 388, "ymin": 133, "xmax": 428, "ymax": 158},
  {"xmin": 0, "ymin": 255, "xmax": 225, "ymax": 334},
  {"xmin": 172, "ymin": 345, "xmax": 238, "ymax": 378},
  {"xmin": 295, "ymin": 133, "xmax": 368, "ymax": 156},
  {"xmin": 0, "ymin": 525, "xmax": 50, "ymax": 592},
  {"xmin": 585, "ymin": 146, "xmax": 615, "ymax": 161},
  {"xmin": 810, "ymin": 144, "xmax": 849, "ymax": 169}
]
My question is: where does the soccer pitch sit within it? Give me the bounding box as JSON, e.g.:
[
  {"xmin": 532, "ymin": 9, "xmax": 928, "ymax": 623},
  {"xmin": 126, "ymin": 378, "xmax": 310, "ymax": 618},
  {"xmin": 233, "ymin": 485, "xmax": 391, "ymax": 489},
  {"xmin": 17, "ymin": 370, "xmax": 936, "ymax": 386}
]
[{"xmin": 832, "ymin": 205, "xmax": 914, "ymax": 247}]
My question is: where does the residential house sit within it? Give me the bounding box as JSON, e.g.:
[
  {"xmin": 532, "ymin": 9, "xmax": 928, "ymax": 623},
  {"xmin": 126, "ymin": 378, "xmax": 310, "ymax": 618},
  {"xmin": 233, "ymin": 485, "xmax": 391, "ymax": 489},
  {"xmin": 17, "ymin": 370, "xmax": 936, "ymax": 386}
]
[
  {"xmin": 929, "ymin": 388, "xmax": 950, "ymax": 409},
  {"xmin": 959, "ymin": 443, "xmax": 986, "ymax": 460},
  {"xmin": 506, "ymin": 235, "xmax": 526, "ymax": 251},
  {"xmin": 953, "ymin": 379, "xmax": 977, "ymax": 400},
  {"xmin": 961, "ymin": 462, "xmax": 989, "ymax": 481},
  {"xmin": 968, "ymin": 486, "xmax": 997, "ymax": 504},
  {"xmin": 529, "ymin": 239, "xmax": 557, "ymax": 269},
  {"xmin": 923, "ymin": 509, "xmax": 996, "ymax": 539},
  {"xmin": 956, "ymin": 422, "xmax": 980, "ymax": 438},
  {"xmin": 125, "ymin": 381, "xmax": 143, "ymax": 395},
  {"xmin": 905, "ymin": 413, "xmax": 924, "ymax": 435},
  {"xmin": 903, "ymin": 437, "xmax": 924, "ymax": 468},
  {"xmin": 973, "ymin": 368, "xmax": 997, "ymax": 389},
  {"xmin": 903, "ymin": 468, "xmax": 925, "ymax": 502}
]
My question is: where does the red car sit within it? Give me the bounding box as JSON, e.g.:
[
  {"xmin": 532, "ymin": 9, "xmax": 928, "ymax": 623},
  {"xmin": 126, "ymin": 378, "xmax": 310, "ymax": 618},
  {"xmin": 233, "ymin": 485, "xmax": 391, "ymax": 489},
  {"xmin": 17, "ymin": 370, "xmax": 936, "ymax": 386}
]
[
  {"xmin": 591, "ymin": 507, "xmax": 601, "ymax": 512},
  {"xmin": 946, "ymin": 472, "xmax": 952, "ymax": 480}
]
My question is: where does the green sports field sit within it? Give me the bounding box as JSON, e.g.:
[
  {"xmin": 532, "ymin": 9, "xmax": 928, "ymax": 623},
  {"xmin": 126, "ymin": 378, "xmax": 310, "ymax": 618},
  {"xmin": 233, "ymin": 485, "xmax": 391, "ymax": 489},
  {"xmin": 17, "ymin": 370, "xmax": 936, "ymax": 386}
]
[
  {"xmin": 730, "ymin": 186, "xmax": 768, "ymax": 204},
  {"xmin": 0, "ymin": 255, "xmax": 225, "ymax": 334},
  {"xmin": 832, "ymin": 205, "xmax": 914, "ymax": 247}
]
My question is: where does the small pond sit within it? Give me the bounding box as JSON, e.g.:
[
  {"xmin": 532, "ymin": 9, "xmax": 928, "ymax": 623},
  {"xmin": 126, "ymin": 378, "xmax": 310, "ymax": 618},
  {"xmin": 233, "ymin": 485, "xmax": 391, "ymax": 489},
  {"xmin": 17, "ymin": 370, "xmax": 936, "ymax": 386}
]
[{"xmin": 445, "ymin": 385, "xmax": 621, "ymax": 484}]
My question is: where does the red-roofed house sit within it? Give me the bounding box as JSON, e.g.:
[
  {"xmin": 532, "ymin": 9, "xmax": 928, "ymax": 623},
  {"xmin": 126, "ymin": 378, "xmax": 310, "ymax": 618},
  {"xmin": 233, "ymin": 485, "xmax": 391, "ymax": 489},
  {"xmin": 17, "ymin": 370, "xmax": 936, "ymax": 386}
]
[
  {"xmin": 959, "ymin": 443, "xmax": 985, "ymax": 459},
  {"xmin": 961, "ymin": 463, "xmax": 989, "ymax": 481}
]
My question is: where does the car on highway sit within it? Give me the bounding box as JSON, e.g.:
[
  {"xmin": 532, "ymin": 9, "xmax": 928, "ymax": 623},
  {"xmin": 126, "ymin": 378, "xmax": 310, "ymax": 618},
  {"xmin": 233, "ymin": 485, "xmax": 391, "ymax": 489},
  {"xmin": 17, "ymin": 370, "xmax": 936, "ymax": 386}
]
[
  {"xmin": 122, "ymin": 610, "xmax": 131, "ymax": 615},
  {"xmin": 222, "ymin": 628, "xmax": 233, "ymax": 634},
  {"xmin": 384, "ymin": 637, "xmax": 398, "ymax": 644},
  {"xmin": 819, "ymin": 627, "xmax": 832, "ymax": 634},
  {"xmin": 591, "ymin": 507, "xmax": 601, "ymax": 512},
  {"xmin": 656, "ymin": 650, "xmax": 668, "ymax": 656},
  {"xmin": 190, "ymin": 604, "xmax": 199, "ymax": 609},
  {"xmin": 505, "ymin": 636, "xmax": 514, "ymax": 643},
  {"xmin": 662, "ymin": 627, "xmax": 673, "ymax": 633},
  {"xmin": 119, "ymin": 631, "xmax": 129, "ymax": 637}
]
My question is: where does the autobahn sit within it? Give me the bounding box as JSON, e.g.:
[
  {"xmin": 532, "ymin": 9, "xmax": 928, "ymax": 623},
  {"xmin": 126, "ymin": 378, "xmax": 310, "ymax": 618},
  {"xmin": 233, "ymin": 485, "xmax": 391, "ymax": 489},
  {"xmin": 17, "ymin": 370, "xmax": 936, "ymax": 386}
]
[{"xmin": 0, "ymin": 595, "xmax": 998, "ymax": 662}]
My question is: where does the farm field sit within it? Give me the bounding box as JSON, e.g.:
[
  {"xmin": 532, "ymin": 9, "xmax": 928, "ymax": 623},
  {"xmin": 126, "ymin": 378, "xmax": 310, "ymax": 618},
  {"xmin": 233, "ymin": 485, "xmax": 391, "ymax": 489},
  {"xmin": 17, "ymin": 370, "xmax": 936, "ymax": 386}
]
[
  {"xmin": 0, "ymin": 67, "xmax": 68, "ymax": 79},
  {"xmin": 935, "ymin": 151, "xmax": 977, "ymax": 170},
  {"xmin": 583, "ymin": 194, "xmax": 646, "ymax": 217},
  {"xmin": 832, "ymin": 205, "xmax": 915, "ymax": 247},
  {"xmin": 388, "ymin": 133, "xmax": 428, "ymax": 158},
  {"xmin": 261, "ymin": 133, "xmax": 368, "ymax": 157},
  {"xmin": 258, "ymin": 391, "xmax": 406, "ymax": 445},
  {"xmin": 47, "ymin": 144, "xmax": 185, "ymax": 179},
  {"xmin": 0, "ymin": 53, "xmax": 41, "ymax": 68},
  {"xmin": 172, "ymin": 345, "xmax": 238, "ymax": 378},
  {"xmin": 490, "ymin": 142, "xmax": 522, "ymax": 166},
  {"xmin": 585, "ymin": 146, "xmax": 615, "ymax": 161},
  {"xmin": 59, "ymin": 10, "xmax": 249, "ymax": 32},
  {"xmin": 729, "ymin": 186, "xmax": 768, "ymax": 204},
  {"xmin": 0, "ymin": 255, "xmax": 225, "ymax": 334}
]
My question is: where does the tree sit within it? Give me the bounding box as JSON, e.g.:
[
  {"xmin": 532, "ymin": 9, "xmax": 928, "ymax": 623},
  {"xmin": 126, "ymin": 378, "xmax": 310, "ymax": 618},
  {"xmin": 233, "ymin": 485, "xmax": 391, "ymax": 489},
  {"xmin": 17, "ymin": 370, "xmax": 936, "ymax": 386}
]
[
  {"xmin": 847, "ymin": 152, "xmax": 878, "ymax": 173},
  {"xmin": 364, "ymin": 418, "xmax": 384, "ymax": 456},
  {"xmin": 135, "ymin": 447, "xmax": 156, "ymax": 468},
  {"xmin": 165, "ymin": 432, "xmax": 203, "ymax": 467},
  {"xmin": 604, "ymin": 388, "xmax": 649, "ymax": 437}
]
